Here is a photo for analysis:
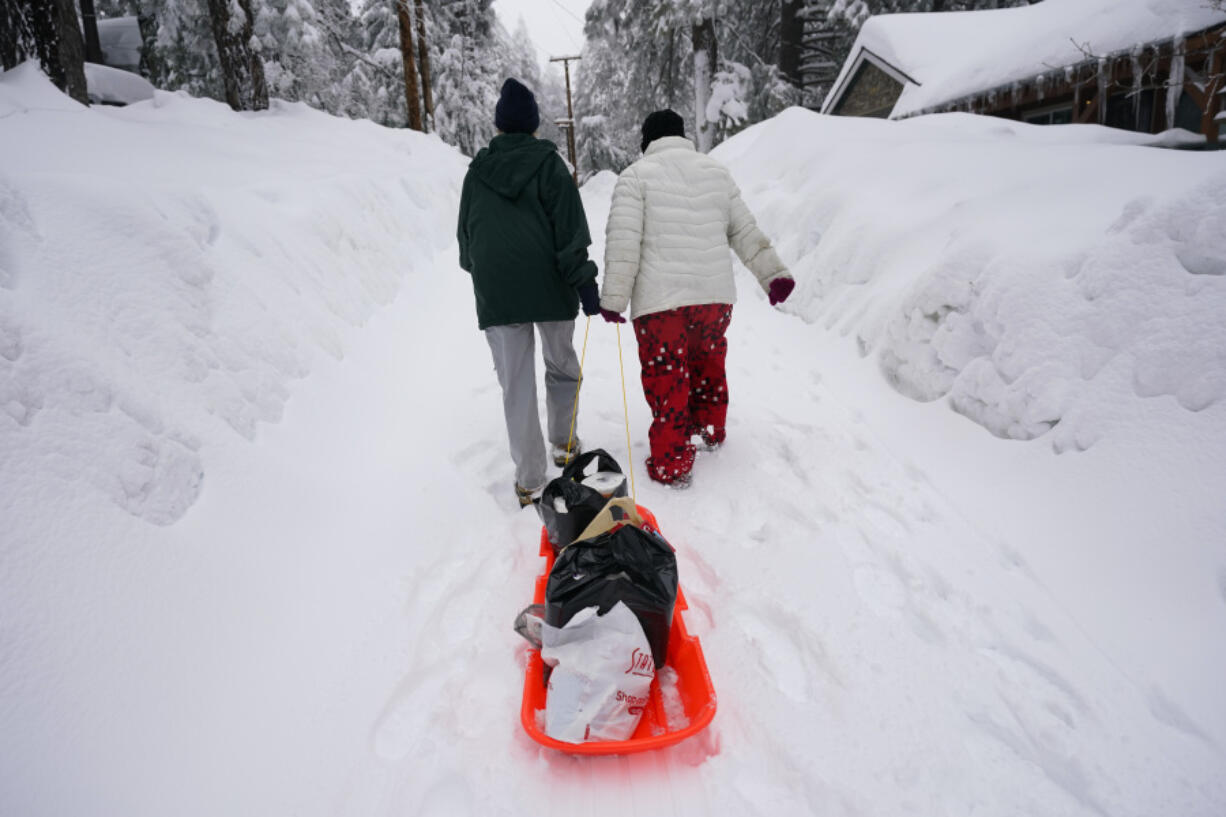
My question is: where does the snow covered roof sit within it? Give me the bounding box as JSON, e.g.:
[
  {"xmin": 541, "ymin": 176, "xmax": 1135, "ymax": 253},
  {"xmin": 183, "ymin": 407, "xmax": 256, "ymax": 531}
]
[
  {"xmin": 84, "ymin": 63, "xmax": 154, "ymax": 106},
  {"xmin": 822, "ymin": 0, "xmax": 1226, "ymax": 119}
]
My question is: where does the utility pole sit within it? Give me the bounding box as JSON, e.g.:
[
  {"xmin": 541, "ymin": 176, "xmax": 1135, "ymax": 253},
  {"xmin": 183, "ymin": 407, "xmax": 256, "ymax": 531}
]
[
  {"xmin": 413, "ymin": 0, "xmax": 433, "ymax": 133},
  {"xmin": 549, "ymin": 55, "xmax": 581, "ymax": 184},
  {"xmin": 397, "ymin": 0, "xmax": 423, "ymax": 131}
]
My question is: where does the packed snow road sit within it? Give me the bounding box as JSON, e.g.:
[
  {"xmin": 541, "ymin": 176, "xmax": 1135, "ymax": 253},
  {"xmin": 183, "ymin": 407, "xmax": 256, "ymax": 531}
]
[{"xmin": 2, "ymin": 69, "xmax": 1224, "ymax": 816}]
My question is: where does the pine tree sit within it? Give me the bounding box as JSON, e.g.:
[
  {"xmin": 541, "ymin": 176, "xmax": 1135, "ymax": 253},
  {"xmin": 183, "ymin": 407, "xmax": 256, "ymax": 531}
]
[
  {"xmin": 534, "ymin": 64, "xmax": 568, "ymax": 148},
  {"xmin": 575, "ymin": 0, "xmax": 694, "ymax": 174},
  {"xmin": 206, "ymin": 0, "xmax": 268, "ymax": 110},
  {"xmin": 502, "ymin": 17, "xmax": 539, "ymax": 89},
  {"xmin": 344, "ymin": 0, "xmax": 406, "ymax": 126},
  {"xmin": 2, "ymin": 1, "xmax": 37, "ymax": 70},
  {"xmin": 430, "ymin": 0, "xmax": 504, "ymax": 155},
  {"xmin": 691, "ymin": 12, "xmax": 716, "ymax": 152},
  {"xmin": 3, "ymin": 0, "xmax": 89, "ymax": 102},
  {"xmin": 255, "ymin": 0, "xmax": 353, "ymax": 113}
]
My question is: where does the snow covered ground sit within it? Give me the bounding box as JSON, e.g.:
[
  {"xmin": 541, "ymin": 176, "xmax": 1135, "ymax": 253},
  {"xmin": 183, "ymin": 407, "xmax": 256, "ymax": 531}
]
[{"xmin": 2, "ymin": 66, "xmax": 1225, "ymax": 817}]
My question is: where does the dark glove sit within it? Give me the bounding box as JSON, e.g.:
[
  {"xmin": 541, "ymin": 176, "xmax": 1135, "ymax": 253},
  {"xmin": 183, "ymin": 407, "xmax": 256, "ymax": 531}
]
[
  {"xmin": 578, "ymin": 281, "xmax": 601, "ymax": 317},
  {"xmin": 768, "ymin": 276, "xmax": 795, "ymax": 306},
  {"xmin": 601, "ymin": 308, "xmax": 626, "ymax": 324}
]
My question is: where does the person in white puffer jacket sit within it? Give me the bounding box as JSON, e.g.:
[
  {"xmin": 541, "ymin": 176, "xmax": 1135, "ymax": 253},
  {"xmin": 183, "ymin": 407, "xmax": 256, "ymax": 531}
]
[{"xmin": 598, "ymin": 109, "xmax": 795, "ymax": 487}]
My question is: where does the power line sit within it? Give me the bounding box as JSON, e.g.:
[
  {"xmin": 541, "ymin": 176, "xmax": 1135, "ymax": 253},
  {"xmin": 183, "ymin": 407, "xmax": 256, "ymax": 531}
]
[
  {"xmin": 549, "ymin": 0, "xmax": 584, "ymax": 25},
  {"xmin": 544, "ymin": 0, "xmax": 582, "ymax": 51}
]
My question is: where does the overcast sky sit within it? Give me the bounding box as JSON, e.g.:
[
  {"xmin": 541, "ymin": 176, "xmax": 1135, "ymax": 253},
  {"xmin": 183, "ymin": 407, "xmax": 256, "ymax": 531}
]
[{"xmin": 492, "ymin": 0, "xmax": 592, "ymax": 65}]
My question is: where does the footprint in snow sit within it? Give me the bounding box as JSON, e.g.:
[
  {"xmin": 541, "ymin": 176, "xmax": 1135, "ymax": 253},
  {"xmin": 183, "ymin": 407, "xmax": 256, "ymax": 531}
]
[
  {"xmin": 412, "ymin": 774, "xmax": 476, "ymax": 817},
  {"xmin": 449, "ymin": 441, "xmax": 488, "ymax": 465},
  {"xmin": 852, "ymin": 563, "xmax": 907, "ymax": 618},
  {"xmin": 739, "ymin": 604, "xmax": 840, "ymax": 701},
  {"xmin": 371, "ymin": 663, "xmax": 452, "ymax": 762},
  {"xmin": 977, "ymin": 642, "xmax": 1090, "ymax": 730},
  {"xmin": 1147, "ymin": 686, "xmax": 1216, "ymax": 746}
]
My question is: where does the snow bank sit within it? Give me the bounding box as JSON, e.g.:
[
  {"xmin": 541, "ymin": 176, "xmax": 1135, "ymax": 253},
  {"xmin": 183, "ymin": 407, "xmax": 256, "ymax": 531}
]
[
  {"xmin": 0, "ymin": 65, "xmax": 467, "ymax": 524},
  {"xmin": 825, "ymin": 0, "xmax": 1226, "ymax": 118},
  {"xmin": 715, "ymin": 107, "xmax": 1226, "ymax": 446}
]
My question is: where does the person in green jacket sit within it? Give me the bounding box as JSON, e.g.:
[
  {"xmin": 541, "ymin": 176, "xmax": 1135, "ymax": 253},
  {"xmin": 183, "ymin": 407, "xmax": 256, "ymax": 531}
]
[{"xmin": 458, "ymin": 78, "xmax": 602, "ymax": 507}]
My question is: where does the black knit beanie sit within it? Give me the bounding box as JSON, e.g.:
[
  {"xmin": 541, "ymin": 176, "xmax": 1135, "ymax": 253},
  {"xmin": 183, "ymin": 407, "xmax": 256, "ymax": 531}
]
[
  {"xmin": 640, "ymin": 109, "xmax": 685, "ymax": 152},
  {"xmin": 495, "ymin": 78, "xmax": 540, "ymax": 135}
]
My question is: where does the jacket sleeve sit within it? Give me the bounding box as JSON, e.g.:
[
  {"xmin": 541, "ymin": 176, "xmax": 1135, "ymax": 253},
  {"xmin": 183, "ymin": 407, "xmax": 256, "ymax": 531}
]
[
  {"xmin": 457, "ymin": 173, "xmax": 473, "ymax": 273},
  {"xmin": 727, "ymin": 173, "xmax": 790, "ymax": 291},
  {"xmin": 540, "ymin": 154, "xmax": 598, "ymax": 288},
  {"xmin": 600, "ymin": 169, "xmax": 644, "ymax": 314}
]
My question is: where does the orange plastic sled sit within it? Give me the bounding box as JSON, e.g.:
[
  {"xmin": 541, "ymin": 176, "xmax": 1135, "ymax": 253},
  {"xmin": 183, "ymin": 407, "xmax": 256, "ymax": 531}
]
[{"xmin": 520, "ymin": 505, "xmax": 717, "ymax": 755}]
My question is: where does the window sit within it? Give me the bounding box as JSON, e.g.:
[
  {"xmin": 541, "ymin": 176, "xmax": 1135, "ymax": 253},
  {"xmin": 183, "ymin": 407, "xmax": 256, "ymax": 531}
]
[
  {"xmin": 1023, "ymin": 105, "xmax": 1074, "ymax": 126},
  {"xmin": 832, "ymin": 61, "xmax": 904, "ymax": 119}
]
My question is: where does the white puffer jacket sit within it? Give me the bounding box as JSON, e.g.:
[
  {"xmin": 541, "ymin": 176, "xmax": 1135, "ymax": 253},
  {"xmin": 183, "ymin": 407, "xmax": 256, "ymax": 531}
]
[{"xmin": 599, "ymin": 136, "xmax": 789, "ymax": 320}]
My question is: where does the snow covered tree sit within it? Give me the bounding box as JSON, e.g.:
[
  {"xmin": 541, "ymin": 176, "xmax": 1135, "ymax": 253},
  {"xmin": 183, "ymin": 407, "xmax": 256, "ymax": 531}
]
[
  {"xmin": 2, "ymin": 0, "xmax": 89, "ymax": 102},
  {"xmin": 90, "ymin": 0, "xmax": 217, "ymax": 98},
  {"xmin": 429, "ymin": 0, "xmax": 505, "ymax": 154},
  {"xmin": 718, "ymin": 1, "xmax": 798, "ymax": 139},
  {"xmin": 206, "ymin": 0, "xmax": 268, "ymax": 110},
  {"xmin": 692, "ymin": 11, "xmax": 716, "ymax": 152},
  {"xmin": 576, "ymin": 0, "xmax": 798, "ymax": 170},
  {"xmin": 413, "ymin": 0, "xmax": 433, "ymax": 128},
  {"xmin": 534, "ymin": 63, "xmax": 567, "ymax": 147},
  {"xmin": 398, "ymin": 0, "xmax": 424, "ymax": 128},
  {"xmin": 501, "ymin": 17, "xmax": 538, "ymax": 89},
  {"xmin": 342, "ymin": 0, "xmax": 406, "ymax": 125},
  {"xmin": 779, "ymin": 0, "xmax": 803, "ymax": 86},
  {"xmin": 94, "ymin": 0, "xmax": 363, "ymax": 116},
  {"xmin": 2, "ymin": 1, "xmax": 41, "ymax": 71},
  {"xmin": 254, "ymin": 0, "xmax": 354, "ymax": 113},
  {"xmin": 575, "ymin": 0, "xmax": 694, "ymax": 173},
  {"xmin": 496, "ymin": 18, "xmax": 574, "ymax": 147}
]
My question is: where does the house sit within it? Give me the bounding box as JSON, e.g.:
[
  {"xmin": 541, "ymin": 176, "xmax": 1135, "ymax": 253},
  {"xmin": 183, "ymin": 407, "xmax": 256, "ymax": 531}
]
[
  {"xmin": 96, "ymin": 16, "xmax": 143, "ymax": 73},
  {"xmin": 88, "ymin": 16, "xmax": 153, "ymax": 106},
  {"xmin": 821, "ymin": 0, "xmax": 1226, "ymax": 146}
]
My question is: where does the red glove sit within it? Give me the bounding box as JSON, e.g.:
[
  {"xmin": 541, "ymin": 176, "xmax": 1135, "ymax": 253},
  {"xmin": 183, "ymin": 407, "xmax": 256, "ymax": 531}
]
[
  {"xmin": 768, "ymin": 276, "xmax": 795, "ymax": 306},
  {"xmin": 601, "ymin": 308, "xmax": 626, "ymax": 324}
]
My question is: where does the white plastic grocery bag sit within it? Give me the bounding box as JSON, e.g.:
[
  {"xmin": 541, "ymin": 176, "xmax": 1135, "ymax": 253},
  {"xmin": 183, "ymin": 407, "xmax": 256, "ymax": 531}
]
[{"xmin": 540, "ymin": 601, "xmax": 656, "ymax": 743}]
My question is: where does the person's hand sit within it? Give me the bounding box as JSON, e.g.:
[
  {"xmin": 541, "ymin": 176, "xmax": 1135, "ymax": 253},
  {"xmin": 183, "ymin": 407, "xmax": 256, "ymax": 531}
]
[
  {"xmin": 768, "ymin": 276, "xmax": 795, "ymax": 306},
  {"xmin": 601, "ymin": 308, "xmax": 626, "ymax": 324},
  {"xmin": 578, "ymin": 281, "xmax": 601, "ymax": 317}
]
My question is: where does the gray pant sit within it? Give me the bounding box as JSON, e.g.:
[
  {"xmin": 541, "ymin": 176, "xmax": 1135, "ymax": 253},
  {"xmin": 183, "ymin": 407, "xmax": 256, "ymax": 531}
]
[{"xmin": 485, "ymin": 321, "xmax": 582, "ymax": 490}]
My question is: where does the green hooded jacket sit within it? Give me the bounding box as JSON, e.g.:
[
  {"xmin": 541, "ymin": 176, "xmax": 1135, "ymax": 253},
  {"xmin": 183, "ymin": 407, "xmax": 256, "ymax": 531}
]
[{"xmin": 457, "ymin": 134, "xmax": 598, "ymax": 330}]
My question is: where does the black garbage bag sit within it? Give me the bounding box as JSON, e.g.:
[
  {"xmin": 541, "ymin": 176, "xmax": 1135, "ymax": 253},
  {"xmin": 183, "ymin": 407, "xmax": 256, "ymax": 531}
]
[
  {"xmin": 545, "ymin": 521, "xmax": 678, "ymax": 668},
  {"xmin": 537, "ymin": 449, "xmax": 628, "ymax": 550}
]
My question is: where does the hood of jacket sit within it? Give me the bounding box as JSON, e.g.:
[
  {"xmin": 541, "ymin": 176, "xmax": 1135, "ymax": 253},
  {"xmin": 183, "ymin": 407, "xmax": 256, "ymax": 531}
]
[{"xmin": 469, "ymin": 134, "xmax": 560, "ymax": 199}]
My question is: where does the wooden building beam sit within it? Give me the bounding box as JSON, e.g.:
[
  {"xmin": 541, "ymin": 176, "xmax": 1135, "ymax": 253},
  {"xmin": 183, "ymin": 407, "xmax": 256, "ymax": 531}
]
[{"xmin": 1202, "ymin": 43, "xmax": 1224, "ymax": 145}]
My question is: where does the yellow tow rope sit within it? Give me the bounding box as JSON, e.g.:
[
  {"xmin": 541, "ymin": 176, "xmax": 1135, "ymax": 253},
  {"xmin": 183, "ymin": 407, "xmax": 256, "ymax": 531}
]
[
  {"xmin": 616, "ymin": 323, "xmax": 637, "ymax": 502},
  {"xmin": 565, "ymin": 316, "xmax": 637, "ymax": 503}
]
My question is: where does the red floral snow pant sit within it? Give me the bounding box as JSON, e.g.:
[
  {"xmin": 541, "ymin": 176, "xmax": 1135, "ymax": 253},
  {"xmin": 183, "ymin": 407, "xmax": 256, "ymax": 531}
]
[{"xmin": 633, "ymin": 304, "xmax": 733, "ymax": 484}]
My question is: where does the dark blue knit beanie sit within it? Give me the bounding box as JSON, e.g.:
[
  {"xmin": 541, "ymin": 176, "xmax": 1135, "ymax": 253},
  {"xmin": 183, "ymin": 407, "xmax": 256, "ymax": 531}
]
[{"xmin": 495, "ymin": 78, "xmax": 540, "ymax": 134}]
